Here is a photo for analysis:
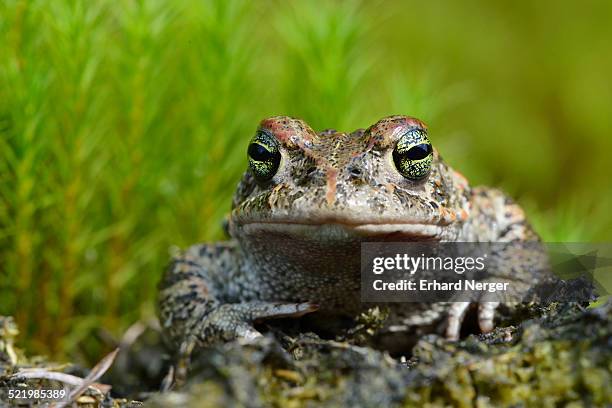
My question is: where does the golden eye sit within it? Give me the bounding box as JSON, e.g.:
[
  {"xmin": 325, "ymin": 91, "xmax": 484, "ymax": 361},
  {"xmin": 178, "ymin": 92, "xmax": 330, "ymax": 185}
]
[
  {"xmin": 392, "ymin": 128, "xmax": 433, "ymax": 180},
  {"xmin": 247, "ymin": 130, "xmax": 281, "ymax": 182}
]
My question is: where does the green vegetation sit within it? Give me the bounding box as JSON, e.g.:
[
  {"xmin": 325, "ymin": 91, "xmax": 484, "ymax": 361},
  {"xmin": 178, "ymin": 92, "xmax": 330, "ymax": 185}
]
[{"xmin": 1, "ymin": 0, "xmax": 611, "ymax": 361}]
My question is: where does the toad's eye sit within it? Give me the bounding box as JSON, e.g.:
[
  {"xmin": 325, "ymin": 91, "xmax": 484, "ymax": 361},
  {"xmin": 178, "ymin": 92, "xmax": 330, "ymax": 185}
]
[
  {"xmin": 392, "ymin": 128, "xmax": 433, "ymax": 180},
  {"xmin": 247, "ymin": 130, "xmax": 281, "ymax": 182}
]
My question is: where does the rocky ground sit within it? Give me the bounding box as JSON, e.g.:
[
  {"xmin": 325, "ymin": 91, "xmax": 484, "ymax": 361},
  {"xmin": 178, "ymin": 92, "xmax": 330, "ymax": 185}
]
[{"xmin": 1, "ymin": 301, "xmax": 610, "ymax": 407}]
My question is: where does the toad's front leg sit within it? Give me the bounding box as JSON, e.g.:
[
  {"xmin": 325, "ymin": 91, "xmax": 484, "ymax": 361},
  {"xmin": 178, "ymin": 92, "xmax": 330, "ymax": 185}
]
[
  {"xmin": 444, "ymin": 188, "xmax": 546, "ymax": 341},
  {"xmin": 158, "ymin": 242, "xmax": 318, "ymax": 347}
]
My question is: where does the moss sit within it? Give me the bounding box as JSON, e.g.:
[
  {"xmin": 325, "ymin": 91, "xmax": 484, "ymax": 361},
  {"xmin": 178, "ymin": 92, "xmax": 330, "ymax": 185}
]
[
  {"xmin": 144, "ymin": 302, "xmax": 611, "ymax": 407},
  {"xmin": 2, "ymin": 302, "xmax": 610, "ymax": 406}
]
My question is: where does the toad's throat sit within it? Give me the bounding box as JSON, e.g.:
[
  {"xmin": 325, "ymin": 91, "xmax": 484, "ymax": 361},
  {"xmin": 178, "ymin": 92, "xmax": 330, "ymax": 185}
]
[{"xmin": 235, "ymin": 222, "xmax": 440, "ymax": 285}]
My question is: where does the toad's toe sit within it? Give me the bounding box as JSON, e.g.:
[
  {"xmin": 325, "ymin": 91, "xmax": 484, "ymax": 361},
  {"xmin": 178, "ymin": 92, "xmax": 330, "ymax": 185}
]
[
  {"xmin": 478, "ymin": 301, "xmax": 499, "ymax": 333},
  {"xmin": 445, "ymin": 302, "xmax": 470, "ymax": 341}
]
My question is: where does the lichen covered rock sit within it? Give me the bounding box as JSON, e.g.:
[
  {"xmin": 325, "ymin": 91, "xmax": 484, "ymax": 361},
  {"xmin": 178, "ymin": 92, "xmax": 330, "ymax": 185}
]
[
  {"xmin": 1, "ymin": 302, "xmax": 610, "ymax": 407},
  {"xmin": 147, "ymin": 302, "xmax": 611, "ymax": 407}
]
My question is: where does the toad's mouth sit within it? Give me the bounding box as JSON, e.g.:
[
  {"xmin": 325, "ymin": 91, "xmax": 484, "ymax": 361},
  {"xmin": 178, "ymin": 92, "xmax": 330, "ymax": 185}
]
[{"xmin": 237, "ymin": 221, "xmax": 445, "ymax": 241}]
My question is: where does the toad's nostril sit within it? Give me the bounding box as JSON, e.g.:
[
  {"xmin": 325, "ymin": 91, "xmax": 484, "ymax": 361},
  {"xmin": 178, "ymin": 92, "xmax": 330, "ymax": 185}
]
[{"xmin": 348, "ymin": 166, "xmax": 362, "ymax": 177}]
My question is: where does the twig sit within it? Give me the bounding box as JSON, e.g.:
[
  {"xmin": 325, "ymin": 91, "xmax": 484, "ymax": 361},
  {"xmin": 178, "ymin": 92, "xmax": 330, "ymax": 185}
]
[{"xmin": 52, "ymin": 347, "xmax": 119, "ymax": 408}]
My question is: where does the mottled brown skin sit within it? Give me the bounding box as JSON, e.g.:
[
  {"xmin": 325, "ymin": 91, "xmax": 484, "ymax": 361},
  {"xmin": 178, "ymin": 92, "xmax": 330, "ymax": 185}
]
[{"xmin": 158, "ymin": 115, "xmax": 542, "ymax": 350}]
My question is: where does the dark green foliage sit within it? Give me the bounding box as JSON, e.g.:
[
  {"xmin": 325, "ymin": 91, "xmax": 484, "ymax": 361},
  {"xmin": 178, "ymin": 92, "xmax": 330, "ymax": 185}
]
[{"xmin": 0, "ymin": 0, "xmax": 611, "ymax": 360}]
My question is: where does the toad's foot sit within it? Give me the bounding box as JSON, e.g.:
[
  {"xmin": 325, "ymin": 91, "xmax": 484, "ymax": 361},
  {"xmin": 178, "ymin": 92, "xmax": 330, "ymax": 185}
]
[
  {"xmin": 445, "ymin": 301, "xmax": 500, "ymax": 341},
  {"xmin": 195, "ymin": 301, "xmax": 319, "ymax": 346}
]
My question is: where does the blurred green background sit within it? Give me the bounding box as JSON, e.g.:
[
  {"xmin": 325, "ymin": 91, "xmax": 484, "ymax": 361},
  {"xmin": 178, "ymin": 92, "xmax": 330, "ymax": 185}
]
[{"xmin": 1, "ymin": 0, "xmax": 611, "ymax": 362}]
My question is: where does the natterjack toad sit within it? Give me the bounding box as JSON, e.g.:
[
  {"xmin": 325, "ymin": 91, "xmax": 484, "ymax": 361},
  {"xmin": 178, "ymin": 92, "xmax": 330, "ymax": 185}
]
[{"xmin": 158, "ymin": 115, "xmax": 543, "ymax": 349}]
